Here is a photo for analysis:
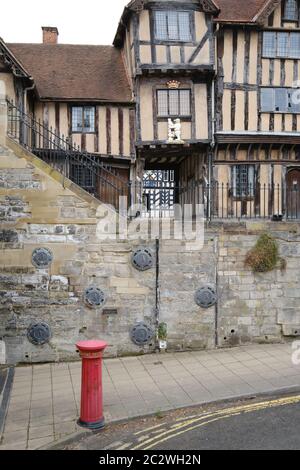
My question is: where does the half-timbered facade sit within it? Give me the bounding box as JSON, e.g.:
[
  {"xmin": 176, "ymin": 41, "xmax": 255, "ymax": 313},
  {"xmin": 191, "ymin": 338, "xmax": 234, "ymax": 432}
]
[
  {"xmin": 2, "ymin": 0, "xmax": 300, "ymax": 219},
  {"xmin": 215, "ymin": 0, "xmax": 300, "ymax": 219}
]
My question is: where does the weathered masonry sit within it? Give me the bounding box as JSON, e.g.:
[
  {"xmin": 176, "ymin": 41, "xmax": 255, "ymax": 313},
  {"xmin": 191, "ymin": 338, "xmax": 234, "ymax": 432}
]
[
  {"xmin": 1, "ymin": 134, "xmax": 299, "ymax": 363},
  {"xmin": 1, "ymin": 0, "xmax": 300, "ymax": 363}
]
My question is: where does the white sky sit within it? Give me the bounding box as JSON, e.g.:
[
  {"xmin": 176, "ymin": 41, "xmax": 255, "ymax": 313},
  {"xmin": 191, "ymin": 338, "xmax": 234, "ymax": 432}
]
[{"xmin": 0, "ymin": 0, "xmax": 129, "ymax": 45}]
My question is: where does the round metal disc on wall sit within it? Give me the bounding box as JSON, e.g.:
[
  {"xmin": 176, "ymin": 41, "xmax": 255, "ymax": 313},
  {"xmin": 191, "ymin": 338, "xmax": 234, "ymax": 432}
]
[
  {"xmin": 32, "ymin": 248, "xmax": 53, "ymax": 269},
  {"xmin": 132, "ymin": 247, "xmax": 154, "ymax": 272},
  {"xmin": 130, "ymin": 322, "xmax": 154, "ymax": 346},
  {"xmin": 27, "ymin": 322, "xmax": 52, "ymax": 346},
  {"xmin": 84, "ymin": 287, "xmax": 106, "ymax": 308},
  {"xmin": 195, "ymin": 286, "xmax": 217, "ymax": 309}
]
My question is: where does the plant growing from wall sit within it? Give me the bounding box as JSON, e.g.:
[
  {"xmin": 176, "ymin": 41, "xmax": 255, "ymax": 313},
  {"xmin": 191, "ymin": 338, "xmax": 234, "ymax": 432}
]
[
  {"xmin": 245, "ymin": 233, "xmax": 284, "ymax": 273},
  {"xmin": 157, "ymin": 322, "xmax": 167, "ymax": 341}
]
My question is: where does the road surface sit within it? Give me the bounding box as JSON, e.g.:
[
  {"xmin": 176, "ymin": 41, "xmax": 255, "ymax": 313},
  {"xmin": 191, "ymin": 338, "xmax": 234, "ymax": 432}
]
[{"xmin": 67, "ymin": 392, "xmax": 300, "ymax": 450}]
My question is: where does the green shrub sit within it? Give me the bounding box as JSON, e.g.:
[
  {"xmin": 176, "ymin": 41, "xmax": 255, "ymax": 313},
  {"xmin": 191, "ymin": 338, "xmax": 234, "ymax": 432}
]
[
  {"xmin": 157, "ymin": 322, "xmax": 167, "ymax": 341},
  {"xmin": 245, "ymin": 234, "xmax": 280, "ymax": 273}
]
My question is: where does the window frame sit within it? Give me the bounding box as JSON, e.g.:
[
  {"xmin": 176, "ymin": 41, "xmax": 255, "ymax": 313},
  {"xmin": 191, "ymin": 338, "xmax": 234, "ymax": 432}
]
[
  {"xmin": 71, "ymin": 106, "xmax": 96, "ymax": 134},
  {"xmin": 260, "ymin": 87, "xmax": 300, "ymax": 114},
  {"xmin": 283, "ymin": 0, "xmax": 299, "ymax": 21},
  {"xmin": 153, "ymin": 9, "xmax": 194, "ymax": 43},
  {"xmin": 70, "ymin": 163, "xmax": 96, "ymax": 191},
  {"xmin": 156, "ymin": 88, "xmax": 192, "ymax": 119},
  {"xmin": 232, "ymin": 165, "xmax": 255, "ymax": 199},
  {"xmin": 262, "ymin": 31, "xmax": 300, "ymax": 59}
]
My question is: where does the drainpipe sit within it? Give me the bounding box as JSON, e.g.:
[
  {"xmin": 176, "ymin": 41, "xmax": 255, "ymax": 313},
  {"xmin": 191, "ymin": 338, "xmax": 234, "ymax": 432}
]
[
  {"xmin": 23, "ymin": 81, "xmax": 35, "ymax": 115},
  {"xmin": 22, "ymin": 81, "xmax": 35, "ymax": 147},
  {"xmin": 208, "ymin": 79, "xmax": 216, "ymax": 222},
  {"xmin": 154, "ymin": 238, "xmax": 160, "ymax": 351}
]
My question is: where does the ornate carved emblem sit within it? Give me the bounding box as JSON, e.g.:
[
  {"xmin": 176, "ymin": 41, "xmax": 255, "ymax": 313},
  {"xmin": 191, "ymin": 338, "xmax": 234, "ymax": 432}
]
[
  {"xmin": 27, "ymin": 322, "xmax": 52, "ymax": 346},
  {"xmin": 130, "ymin": 322, "xmax": 154, "ymax": 346},
  {"xmin": 132, "ymin": 247, "xmax": 154, "ymax": 271},
  {"xmin": 195, "ymin": 286, "xmax": 217, "ymax": 309},
  {"xmin": 167, "ymin": 80, "xmax": 181, "ymax": 89},
  {"xmin": 31, "ymin": 248, "xmax": 53, "ymax": 268},
  {"xmin": 84, "ymin": 287, "xmax": 106, "ymax": 308}
]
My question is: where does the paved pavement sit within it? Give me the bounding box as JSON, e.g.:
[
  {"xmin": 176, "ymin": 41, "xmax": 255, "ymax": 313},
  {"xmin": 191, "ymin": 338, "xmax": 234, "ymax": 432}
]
[{"xmin": 0, "ymin": 343, "xmax": 299, "ymax": 450}]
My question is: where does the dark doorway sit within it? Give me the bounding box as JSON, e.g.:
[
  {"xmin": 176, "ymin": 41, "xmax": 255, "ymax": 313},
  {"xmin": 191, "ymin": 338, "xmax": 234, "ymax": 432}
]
[{"xmin": 286, "ymin": 169, "xmax": 300, "ymax": 219}]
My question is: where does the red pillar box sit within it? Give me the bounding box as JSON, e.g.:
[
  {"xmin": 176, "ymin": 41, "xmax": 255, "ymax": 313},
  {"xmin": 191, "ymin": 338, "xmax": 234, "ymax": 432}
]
[{"xmin": 76, "ymin": 340, "xmax": 108, "ymax": 430}]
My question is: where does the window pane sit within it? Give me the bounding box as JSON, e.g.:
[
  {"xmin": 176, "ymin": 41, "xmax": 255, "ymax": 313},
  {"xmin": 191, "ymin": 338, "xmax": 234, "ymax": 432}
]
[
  {"xmin": 179, "ymin": 90, "xmax": 191, "ymax": 115},
  {"xmin": 277, "ymin": 32, "xmax": 289, "ymax": 57},
  {"xmin": 290, "ymin": 87, "xmax": 300, "ymax": 112},
  {"xmin": 83, "ymin": 107, "xmax": 95, "ymax": 132},
  {"xmin": 275, "ymin": 88, "xmax": 288, "ymax": 112},
  {"xmin": 155, "ymin": 11, "xmax": 167, "ymax": 40},
  {"xmin": 284, "ymin": 0, "xmax": 298, "ymax": 20},
  {"xmin": 234, "ymin": 165, "xmax": 254, "ymax": 197},
  {"xmin": 290, "ymin": 33, "xmax": 300, "ymax": 58},
  {"xmin": 178, "ymin": 12, "xmax": 191, "ymax": 41},
  {"xmin": 261, "ymin": 88, "xmax": 274, "ymax": 112},
  {"xmin": 71, "ymin": 164, "xmax": 94, "ymax": 188},
  {"xmin": 263, "ymin": 32, "xmax": 276, "ymax": 57},
  {"xmin": 157, "ymin": 90, "xmax": 168, "ymax": 116},
  {"xmin": 169, "ymin": 90, "xmax": 179, "ymax": 115},
  {"xmin": 167, "ymin": 11, "xmax": 179, "ymax": 40},
  {"xmin": 72, "ymin": 107, "xmax": 83, "ymax": 132}
]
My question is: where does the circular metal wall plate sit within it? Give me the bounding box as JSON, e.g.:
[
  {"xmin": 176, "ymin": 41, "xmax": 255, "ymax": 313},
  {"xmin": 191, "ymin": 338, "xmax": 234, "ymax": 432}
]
[
  {"xmin": 32, "ymin": 248, "xmax": 53, "ymax": 269},
  {"xmin": 27, "ymin": 322, "xmax": 52, "ymax": 346},
  {"xmin": 130, "ymin": 322, "xmax": 154, "ymax": 346},
  {"xmin": 132, "ymin": 247, "xmax": 154, "ymax": 271},
  {"xmin": 195, "ymin": 286, "xmax": 217, "ymax": 309},
  {"xmin": 84, "ymin": 287, "xmax": 106, "ymax": 308}
]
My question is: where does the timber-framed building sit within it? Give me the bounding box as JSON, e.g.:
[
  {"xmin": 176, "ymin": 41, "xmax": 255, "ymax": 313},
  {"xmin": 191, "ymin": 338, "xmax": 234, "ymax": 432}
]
[{"xmin": 2, "ymin": 0, "xmax": 300, "ymax": 220}]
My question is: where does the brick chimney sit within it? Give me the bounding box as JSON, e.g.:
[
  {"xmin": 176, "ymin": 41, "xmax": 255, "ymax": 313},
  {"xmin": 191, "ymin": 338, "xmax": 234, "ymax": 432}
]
[{"xmin": 42, "ymin": 26, "xmax": 59, "ymax": 44}]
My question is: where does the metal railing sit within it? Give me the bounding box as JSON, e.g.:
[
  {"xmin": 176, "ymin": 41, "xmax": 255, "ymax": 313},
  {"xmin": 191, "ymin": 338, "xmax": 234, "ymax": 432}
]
[
  {"xmin": 6, "ymin": 101, "xmax": 300, "ymax": 220},
  {"xmin": 7, "ymin": 100, "xmax": 129, "ymax": 210},
  {"xmin": 133, "ymin": 181, "xmax": 300, "ymax": 220}
]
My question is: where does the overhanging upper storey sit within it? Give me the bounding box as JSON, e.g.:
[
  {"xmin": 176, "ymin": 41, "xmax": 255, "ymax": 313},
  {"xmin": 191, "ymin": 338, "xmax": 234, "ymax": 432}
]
[{"xmin": 114, "ymin": 0, "xmax": 219, "ymax": 77}]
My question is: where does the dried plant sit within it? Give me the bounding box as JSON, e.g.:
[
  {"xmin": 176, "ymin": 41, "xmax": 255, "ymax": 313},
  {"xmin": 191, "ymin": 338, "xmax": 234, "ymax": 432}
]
[{"xmin": 245, "ymin": 234, "xmax": 280, "ymax": 273}]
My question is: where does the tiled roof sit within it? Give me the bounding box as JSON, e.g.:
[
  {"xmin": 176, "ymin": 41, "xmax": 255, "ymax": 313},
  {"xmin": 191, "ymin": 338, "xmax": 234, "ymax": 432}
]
[
  {"xmin": 216, "ymin": 0, "xmax": 271, "ymax": 22},
  {"xmin": 8, "ymin": 43, "xmax": 133, "ymax": 103}
]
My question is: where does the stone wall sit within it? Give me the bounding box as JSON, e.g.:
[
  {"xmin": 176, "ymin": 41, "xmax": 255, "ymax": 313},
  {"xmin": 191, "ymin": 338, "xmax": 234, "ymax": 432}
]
[
  {"xmin": 216, "ymin": 222, "xmax": 300, "ymax": 347},
  {"xmin": 1, "ymin": 139, "xmax": 300, "ymax": 364}
]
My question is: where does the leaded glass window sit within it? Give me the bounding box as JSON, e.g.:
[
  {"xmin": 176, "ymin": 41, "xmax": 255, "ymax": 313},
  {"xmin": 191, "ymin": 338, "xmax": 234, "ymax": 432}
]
[
  {"xmin": 260, "ymin": 87, "xmax": 300, "ymax": 113},
  {"xmin": 284, "ymin": 0, "xmax": 298, "ymax": 20},
  {"xmin": 154, "ymin": 11, "xmax": 192, "ymax": 42},
  {"xmin": 71, "ymin": 164, "xmax": 95, "ymax": 190},
  {"xmin": 72, "ymin": 107, "xmax": 95, "ymax": 133},
  {"xmin": 157, "ymin": 89, "xmax": 191, "ymax": 117},
  {"xmin": 232, "ymin": 165, "xmax": 255, "ymax": 198},
  {"xmin": 263, "ymin": 32, "xmax": 276, "ymax": 57},
  {"xmin": 263, "ymin": 31, "xmax": 300, "ymax": 59}
]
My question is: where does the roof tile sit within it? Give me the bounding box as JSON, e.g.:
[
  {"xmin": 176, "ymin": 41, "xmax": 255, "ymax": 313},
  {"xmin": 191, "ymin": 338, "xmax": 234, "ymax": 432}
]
[{"xmin": 8, "ymin": 43, "xmax": 133, "ymax": 103}]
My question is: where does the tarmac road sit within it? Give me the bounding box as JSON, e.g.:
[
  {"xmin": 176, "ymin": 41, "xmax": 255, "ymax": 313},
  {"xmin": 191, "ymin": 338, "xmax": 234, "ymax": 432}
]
[{"xmin": 67, "ymin": 392, "xmax": 300, "ymax": 451}]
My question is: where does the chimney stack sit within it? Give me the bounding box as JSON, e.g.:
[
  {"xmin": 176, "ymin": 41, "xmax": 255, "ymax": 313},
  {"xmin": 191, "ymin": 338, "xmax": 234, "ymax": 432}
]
[{"xmin": 42, "ymin": 26, "xmax": 59, "ymax": 44}]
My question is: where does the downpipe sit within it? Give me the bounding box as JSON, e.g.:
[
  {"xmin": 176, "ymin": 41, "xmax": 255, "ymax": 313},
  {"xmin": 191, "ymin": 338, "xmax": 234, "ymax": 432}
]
[{"xmin": 154, "ymin": 238, "xmax": 160, "ymax": 352}]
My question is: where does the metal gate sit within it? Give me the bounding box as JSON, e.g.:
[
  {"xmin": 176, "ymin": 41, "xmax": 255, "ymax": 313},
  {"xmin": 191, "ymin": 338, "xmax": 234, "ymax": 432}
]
[{"xmin": 143, "ymin": 170, "xmax": 176, "ymax": 217}]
